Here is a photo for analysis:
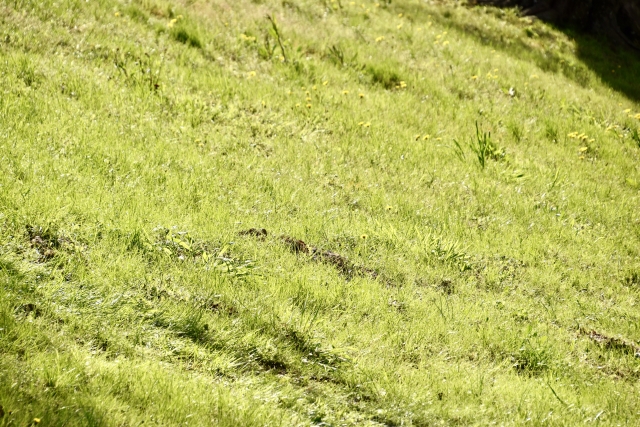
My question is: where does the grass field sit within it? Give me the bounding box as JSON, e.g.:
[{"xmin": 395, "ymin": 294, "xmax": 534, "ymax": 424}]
[{"xmin": 1, "ymin": 0, "xmax": 640, "ymax": 425}]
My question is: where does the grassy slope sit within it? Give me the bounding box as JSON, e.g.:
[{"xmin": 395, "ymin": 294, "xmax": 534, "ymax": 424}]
[{"xmin": 1, "ymin": 0, "xmax": 640, "ymax": 425}]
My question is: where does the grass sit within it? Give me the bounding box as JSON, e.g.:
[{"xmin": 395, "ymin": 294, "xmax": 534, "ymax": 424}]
[{"xmin": 1, "ymin": 0, "xmax": 640, "ymax": 425}]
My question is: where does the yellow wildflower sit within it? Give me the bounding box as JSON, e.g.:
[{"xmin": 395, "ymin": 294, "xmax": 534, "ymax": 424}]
[
  {"xmin": 471, "ymin": 75, "xmax": 478, "ymax": 80},
  {"xmin": 114, "ymin": 11, "xmax": 120, "ymax": 17},
  {"xmin": 342, "ymin": 90, "xmax": 349, "ymax": 95},
  {"xmin": 423, "ymin": 134, "xmax": 430, "ymax": 140},
  {"xmin": 168, "ymin": 18, "xmax": 178, "ymax": 28},
  {"xmin": 306, "ymin": 103, "xmax": 312, "ymax": 109},
  {"xmin": 375, "ymin": 36, "xmax": 385, "ymax": 42},
  {"xmin": 359, "ymin": 93, "xmax": 364, "ymax": 98},
  {"xmin": 247, "ymin": 71, "xmax": 256, "ymax": 78}
]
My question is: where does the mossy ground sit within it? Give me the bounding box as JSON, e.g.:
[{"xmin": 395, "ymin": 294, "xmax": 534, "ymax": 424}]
[{"xmin": 1, "ymin": 0, "xmax": 640, "ymax": 425}]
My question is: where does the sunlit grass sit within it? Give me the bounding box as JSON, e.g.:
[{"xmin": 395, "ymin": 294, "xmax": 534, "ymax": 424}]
[{"xmin": 1, "ymin": 0, "xmax": 640, "ymax": 425}]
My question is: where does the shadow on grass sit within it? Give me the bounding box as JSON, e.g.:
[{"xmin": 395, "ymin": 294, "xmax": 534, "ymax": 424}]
[
  {"xmin": 391, "ymin": 1, "xmax": 640, "ymax": 103},
  {"xmin": 569, "ymin": 29, "xmax": 640, "ymax": 102},
  {"xmin": 459, "ymin": 6, "xmax": 640, "ymax": 102}
]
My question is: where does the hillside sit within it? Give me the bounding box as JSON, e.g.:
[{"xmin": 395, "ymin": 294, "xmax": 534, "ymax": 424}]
[{"xmin": 1, "ymin": 0, "xmax": 640, "ymax": 425}]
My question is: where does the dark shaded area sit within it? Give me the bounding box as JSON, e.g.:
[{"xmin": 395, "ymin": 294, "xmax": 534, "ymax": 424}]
[
  {"xmin": 474, "ymin": 0, "xmax": 640, "ymax": 49},
  {"xmin": 471, "ymin": 0, "xmax": 640, "ymax": 102},
  {"xmin": 569, "ymin": 30, "xmax": 640, "ymax": 102}
]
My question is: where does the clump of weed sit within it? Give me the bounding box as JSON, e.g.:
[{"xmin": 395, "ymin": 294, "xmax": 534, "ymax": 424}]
[
  {"xmin": 467, "ymin": 122, "xmax": 505, "ymax": 169},
  {"xmin": 326, "ymin": 44, "xmax": 356, "ymax": 68},
  {"xmin": 124, "ymin": 4, "xmax": 149, "ymax": 24},
  {"xmin": 452, "ymin": 123, "xmax": 505, "ymax": 168},
  {"xmin": 510, "ymin": 331, "xmax": 552, "ymax": 375},
  {"xmin": 171, "ymin": 25, "xmax": 202, "ymax": 48},
  {"xmin": 624, "ymin": 270, "xmax": 640, "ymax": 287},
  {"xmin": 112, "ymin": 50, "xmax": 163, "ymax": 92},
  {"xmin": 508, "ymin": 121, "xmax": 523, "ymax": 143},
  {"xmin": 631, "ymin": 128, "xmax": 640, "ymax": 148},
  {"xmin": 365, "ymin": 63, "xmax": 401, "ymax": 89},
  {"xmin": 17, "ymin": 57, "xmax": 41, "ymax": 87},
  {"xmin": 416, "ymin": 231, "xmax": 471, "ymax": 271},
  {"xmin": 545, "ymin": 121, "xmax": 559, "ymax": 142},
  {"xmin": 266, "ymin": 15, "xmax": 287, "ymax": 62},
  {"xmin": 562, "ymin": 62, "xmax": 591, "ymax": 87}
]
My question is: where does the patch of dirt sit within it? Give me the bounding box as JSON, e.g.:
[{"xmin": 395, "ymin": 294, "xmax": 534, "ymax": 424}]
[
  {"xmin": 581, "ymin": 327, "xmax": 640, "ymax": 356},
  {"xmin": 239, "ymin": 228, "xmax": 383, "ymax": 282},
  {"xmin": 437, "ymin": 279, "xmax": 455, "ymax": 295},
  {"xmin": 200, "ymin": 299, "xmax": 237, "ymax": 316},
  {"xmin": 238, "ymin": 228, "xmax": 268, "ymax": 240},
  {"xmin": 17, "ymin": 303, "xmax": 42, "ymax": 317},
  {"xmin": 26, "ymin": 225, "xmax": 63, "ymax": 261}
]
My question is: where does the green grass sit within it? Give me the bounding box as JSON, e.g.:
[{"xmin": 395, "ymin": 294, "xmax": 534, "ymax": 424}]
[{"xmin": 1, "ymin": 0, "xmax": 640, "ymax": 425}]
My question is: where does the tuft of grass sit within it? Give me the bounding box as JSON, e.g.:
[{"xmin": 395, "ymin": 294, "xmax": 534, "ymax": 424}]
[
  {"xmin": 631, "ymin": 128, "xmax": 640, "ymax": 148},
  {"xmin": 365, "ymin": 62, "xmax": 402, "ymax": 89},
  {"xmin": 171, "ymin": 25, "xmax": 202, "ymax": 48},
  {"xmin": 469, "ymin": 122, "xmax": 504, "ymax": 169}
]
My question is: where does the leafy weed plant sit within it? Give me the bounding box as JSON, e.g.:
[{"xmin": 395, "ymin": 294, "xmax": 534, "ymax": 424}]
[{"xmin": 469, "ymin": 122, "xmax": 504, "ymax": 169}]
